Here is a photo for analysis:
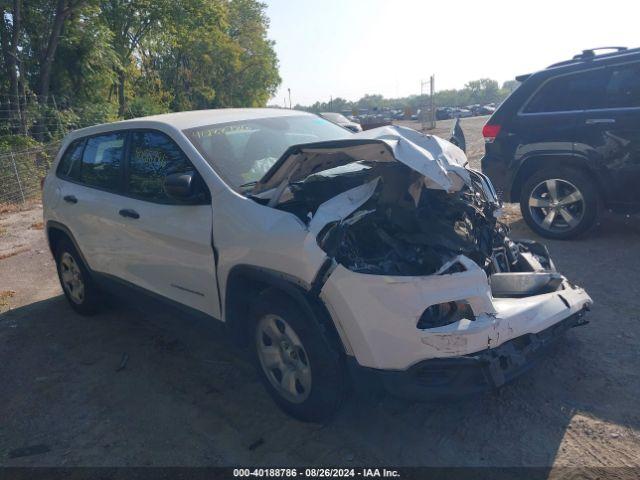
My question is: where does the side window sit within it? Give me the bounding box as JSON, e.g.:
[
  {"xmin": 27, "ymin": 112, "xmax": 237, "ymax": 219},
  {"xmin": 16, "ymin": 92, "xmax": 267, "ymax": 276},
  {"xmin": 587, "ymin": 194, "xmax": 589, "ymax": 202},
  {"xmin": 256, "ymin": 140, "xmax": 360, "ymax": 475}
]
[
  {"xmin": 524, "ymin": 69, "xmax": 610, "ymax": 113},
  {"xmin": 56, "ymin": 139, "xmax": 84, "ymax": 180},
  {"xmin": 604, "ymin": 63, "xmax": 640, "ymax": 109},
  {"xmin": 81, "ymin": 132, "xmax": 125, "ymax": 190},
  {"xmin": 127, "ymin": 131, "xmax": 194, "ymax": 202}
]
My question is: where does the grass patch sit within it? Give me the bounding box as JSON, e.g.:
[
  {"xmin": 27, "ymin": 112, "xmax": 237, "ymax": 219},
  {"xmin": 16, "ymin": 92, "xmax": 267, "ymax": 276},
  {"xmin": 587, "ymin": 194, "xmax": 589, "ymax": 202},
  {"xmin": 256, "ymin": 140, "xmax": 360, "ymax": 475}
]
[{"xmin": 0, "ymin": 290, "xmax": 16, "ymax": 307}]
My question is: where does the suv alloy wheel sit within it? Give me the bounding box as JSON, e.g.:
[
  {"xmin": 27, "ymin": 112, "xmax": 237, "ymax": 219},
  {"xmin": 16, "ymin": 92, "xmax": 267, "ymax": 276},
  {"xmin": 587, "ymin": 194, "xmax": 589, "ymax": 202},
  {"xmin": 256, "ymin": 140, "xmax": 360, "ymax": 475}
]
[{"xmin": 520, "ymin": 167, "xmax": 599, "ymax": 239}]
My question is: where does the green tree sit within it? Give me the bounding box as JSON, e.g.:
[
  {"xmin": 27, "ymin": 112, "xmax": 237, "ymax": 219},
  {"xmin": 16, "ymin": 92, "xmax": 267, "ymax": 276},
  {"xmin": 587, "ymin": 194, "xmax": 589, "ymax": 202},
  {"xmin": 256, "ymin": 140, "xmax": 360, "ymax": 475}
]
[
  {"xmin": 465, "ymin": 78, "xmax": 501, "ymax": 104},
  {"xmin": 99, "ymin": 0, "xmax": 168, "ymax": 116}
]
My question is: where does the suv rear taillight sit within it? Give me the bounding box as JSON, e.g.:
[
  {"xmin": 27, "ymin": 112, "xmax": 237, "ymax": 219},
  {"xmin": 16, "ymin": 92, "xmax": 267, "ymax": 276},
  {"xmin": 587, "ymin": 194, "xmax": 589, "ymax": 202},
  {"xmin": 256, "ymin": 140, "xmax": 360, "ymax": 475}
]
[{"xmin": 482, "ymin": 123, "xmax": 501, "ymax": 143}]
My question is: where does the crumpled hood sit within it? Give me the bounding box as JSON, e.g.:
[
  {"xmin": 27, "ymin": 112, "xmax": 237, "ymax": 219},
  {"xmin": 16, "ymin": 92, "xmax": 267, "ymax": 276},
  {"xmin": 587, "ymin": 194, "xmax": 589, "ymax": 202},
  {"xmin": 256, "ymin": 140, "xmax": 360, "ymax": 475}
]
[{"xmin": 252, "ymin": 125, "xmax": 471, "ymax": 195}]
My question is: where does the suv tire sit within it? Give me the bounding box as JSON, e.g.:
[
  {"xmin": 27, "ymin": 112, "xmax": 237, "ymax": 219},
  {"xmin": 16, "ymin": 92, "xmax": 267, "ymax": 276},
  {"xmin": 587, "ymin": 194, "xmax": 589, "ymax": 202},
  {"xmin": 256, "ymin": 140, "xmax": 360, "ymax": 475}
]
[
  {"xmin": 249, "ymin": 289, "xmax": 346, "ymax": 422},
  {"xmin": 55, "ymin": 238, "xmax": 102, "ymax": 315},
  {"xmin": 520, "ymin": 166, "xmax": 599, "ymax": 239}
]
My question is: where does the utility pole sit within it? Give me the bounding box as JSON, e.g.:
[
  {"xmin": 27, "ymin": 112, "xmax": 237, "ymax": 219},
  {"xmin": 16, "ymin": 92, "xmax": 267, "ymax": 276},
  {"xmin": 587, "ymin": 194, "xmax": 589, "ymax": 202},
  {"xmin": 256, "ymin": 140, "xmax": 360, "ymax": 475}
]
[
  {"xmin": 429, "ymin": 74, "xmax": 436, "ymax": 129},
  {"xmin": 420, "ymin": 79, "xmax": 428, "ymax": 131},
  {"xmin": 288, "ymin": 88, "xmax": 292, "ymax": 110},
  {"xmin": 420, "ymin": 76, "xmax": 436, "ymax": 131}
]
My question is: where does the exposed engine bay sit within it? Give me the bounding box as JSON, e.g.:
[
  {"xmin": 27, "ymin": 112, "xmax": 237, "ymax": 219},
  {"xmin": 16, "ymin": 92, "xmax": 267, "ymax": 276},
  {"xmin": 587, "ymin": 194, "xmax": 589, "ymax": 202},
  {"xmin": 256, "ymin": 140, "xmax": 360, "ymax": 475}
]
[
  {"xmin": 275, "ymin": 162, "xmax": 553, "ymax": 278},
  {"xmin": 250, "ymin": 125, "xmax": 561, "ymax": 297}
]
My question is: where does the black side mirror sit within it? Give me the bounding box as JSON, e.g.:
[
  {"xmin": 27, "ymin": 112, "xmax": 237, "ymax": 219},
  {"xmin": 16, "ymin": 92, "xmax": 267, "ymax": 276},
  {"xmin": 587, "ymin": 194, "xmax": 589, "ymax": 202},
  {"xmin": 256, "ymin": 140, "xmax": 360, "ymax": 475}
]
[
  {"xmin": 449, "ymin": 117, "xmax": 466, "ymax": 153},
  {"xmin": 164, "ymin": 171, "xmax": 205, "ymax": 204}
]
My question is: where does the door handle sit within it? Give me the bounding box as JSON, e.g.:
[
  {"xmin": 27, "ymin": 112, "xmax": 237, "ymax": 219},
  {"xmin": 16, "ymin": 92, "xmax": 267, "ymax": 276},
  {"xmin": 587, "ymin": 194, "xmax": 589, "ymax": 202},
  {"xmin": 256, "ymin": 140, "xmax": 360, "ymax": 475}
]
[
  {"xmin": 585, "ymin": 118, "xmax": 616, "ymax": 124},
  {"xmin": 63, "ymin": 195, "xmax": 78, "ymax": 204},
  {"xmin": 118, "ymin": 209, "xmax": 140, "ymax": 219}
]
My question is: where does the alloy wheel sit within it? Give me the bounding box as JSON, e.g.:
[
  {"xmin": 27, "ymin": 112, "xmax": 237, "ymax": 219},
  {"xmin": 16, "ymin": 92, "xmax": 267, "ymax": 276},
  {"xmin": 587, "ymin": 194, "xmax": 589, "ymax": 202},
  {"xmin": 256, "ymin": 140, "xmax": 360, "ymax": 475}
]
[{"xmin": 528, "ymin": 179, "xmax": 585, "ymax": 233}]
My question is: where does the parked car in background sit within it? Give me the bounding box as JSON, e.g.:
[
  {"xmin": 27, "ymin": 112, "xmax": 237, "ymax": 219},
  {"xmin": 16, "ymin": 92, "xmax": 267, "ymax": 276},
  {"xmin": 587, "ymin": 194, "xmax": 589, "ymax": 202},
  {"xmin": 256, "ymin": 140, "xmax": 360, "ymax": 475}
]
[
  {"xmin": 42, "ymin": 109, "xmax": 592, "ymax": 421},
  {"xmin": 318, "ymin": 112, "xmax": 362, "ymax": 132},
  {"xmin": 482, "ymin": 47, "xmax": 640, "ymax": 239},
  {"xmin": 474, "ymin": 105, "xmax": 496, "ymax": 116},
  {"xmin": 436, "ymin": 107, "xmax": 453, "ymax": 120},
  {"xmin": 451, "ymin": 108, "xmax": 472, "ymax": 118},
  {"xmin": 358, "ymin": 114, "xmax": 392, "ymax": 130}
]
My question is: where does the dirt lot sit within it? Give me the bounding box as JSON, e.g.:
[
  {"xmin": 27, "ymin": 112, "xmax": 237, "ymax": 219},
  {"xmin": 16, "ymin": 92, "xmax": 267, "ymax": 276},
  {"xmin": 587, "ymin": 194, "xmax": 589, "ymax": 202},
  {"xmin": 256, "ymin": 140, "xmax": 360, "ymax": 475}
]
[{"xmin": 1, "ymin": 117, "xmax": 640, "ymax": 471}]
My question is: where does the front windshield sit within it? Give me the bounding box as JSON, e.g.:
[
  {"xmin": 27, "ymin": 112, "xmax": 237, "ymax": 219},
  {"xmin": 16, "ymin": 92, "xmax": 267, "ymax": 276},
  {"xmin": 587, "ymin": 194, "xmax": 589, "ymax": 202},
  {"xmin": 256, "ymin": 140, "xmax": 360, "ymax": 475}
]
[{"xmin": 184, "ymin": 115, "xmax": 352, "ymax": 189}]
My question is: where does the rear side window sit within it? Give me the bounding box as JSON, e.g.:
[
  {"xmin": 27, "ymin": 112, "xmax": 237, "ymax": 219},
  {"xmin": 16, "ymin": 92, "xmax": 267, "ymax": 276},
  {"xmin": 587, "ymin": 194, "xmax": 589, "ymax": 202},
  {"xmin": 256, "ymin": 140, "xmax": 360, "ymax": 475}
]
[
  {"xmin": 81, "ymin": 132, "xmax": 125, "ymax": 190},
  {"xmin": 604, "ymin": 63, "xmax": 640, "ymax": 108},
  {"xmin": 56, "ymin": 139, "xmax": 84, "ymax": 179},
  {"xmin": 524, "ymin": 69, "xmax": 609, "ymax": 113},
  {"xmin": 127, "ymin": 131, "xmax": 194, "ymax": 202}
]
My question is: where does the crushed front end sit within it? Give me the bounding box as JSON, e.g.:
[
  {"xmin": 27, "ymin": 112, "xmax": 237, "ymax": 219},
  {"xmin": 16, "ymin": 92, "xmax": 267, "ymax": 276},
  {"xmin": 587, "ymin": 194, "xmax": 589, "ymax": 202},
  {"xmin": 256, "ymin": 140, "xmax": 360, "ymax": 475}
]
[{"xmin": 251, "ymin": 126, "xmax": 593, "ymax": 398}]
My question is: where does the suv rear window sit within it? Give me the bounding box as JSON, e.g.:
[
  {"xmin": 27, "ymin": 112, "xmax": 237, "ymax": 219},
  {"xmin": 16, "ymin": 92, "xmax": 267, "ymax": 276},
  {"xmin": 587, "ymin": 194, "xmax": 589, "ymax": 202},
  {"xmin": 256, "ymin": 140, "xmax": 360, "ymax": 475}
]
[
  {"xmin": 525, "ymin": 63, "xmax": 640, "ymax": 113},
  {"xmin": 524, "ymin": 68, "xmax": 609, "ymax": 113},
  {"xmin": 81, "ymin": 132, "xmax": 125, "ymax": 190},
  {"xmin": 604, "ymin": 62, "xmax": 640, "ymax": 108},
  {"xmin": 56, "ymin": 139, "xmax": 84, "ymax": 179}
]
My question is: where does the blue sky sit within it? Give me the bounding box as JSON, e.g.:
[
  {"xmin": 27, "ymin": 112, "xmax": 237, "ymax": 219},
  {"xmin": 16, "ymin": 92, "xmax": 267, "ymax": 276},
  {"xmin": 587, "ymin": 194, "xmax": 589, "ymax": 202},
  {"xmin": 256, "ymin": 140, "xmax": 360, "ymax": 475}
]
[{"xmin": 264, "ymin": 0, "xmax": 638, "ymax": 106}]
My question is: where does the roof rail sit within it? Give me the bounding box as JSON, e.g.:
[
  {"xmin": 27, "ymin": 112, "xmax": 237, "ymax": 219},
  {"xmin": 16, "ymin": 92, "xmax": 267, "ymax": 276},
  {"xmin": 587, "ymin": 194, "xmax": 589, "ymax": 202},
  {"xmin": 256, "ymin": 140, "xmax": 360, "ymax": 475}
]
[
  {"xmin": 548, "ymin": 46, "xmax": 636, "ymax": 68},
  {"xmin": 573, "ymin": 46, "xmax": 628, "ymax": 59}
]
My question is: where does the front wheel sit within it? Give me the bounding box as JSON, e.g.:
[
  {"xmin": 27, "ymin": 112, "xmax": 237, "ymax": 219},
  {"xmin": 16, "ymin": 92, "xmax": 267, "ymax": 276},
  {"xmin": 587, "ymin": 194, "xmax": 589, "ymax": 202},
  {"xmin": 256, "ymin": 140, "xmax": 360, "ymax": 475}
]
[
  {"xmin": 520, "ymin": 167, "xmax": 599, "ymax": 239},
  {"xmin": 249, "ymin": 289, "xmax": 346, "ymax": 422}
]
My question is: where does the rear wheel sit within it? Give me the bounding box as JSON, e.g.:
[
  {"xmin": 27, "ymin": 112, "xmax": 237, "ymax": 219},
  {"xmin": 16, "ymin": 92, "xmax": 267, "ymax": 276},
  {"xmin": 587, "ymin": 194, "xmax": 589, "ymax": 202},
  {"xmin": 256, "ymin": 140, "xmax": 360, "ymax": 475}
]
[
  {"xmin": 249, "ymin": 289, "xmax": 346, "ymax": 422},
  {"xmin": 520, "ymin": 167, "xmax": 599, "ymax": 239},
  {"xmin": 55, "ymin": 238, "xmax": 102, "ymax": 315}
]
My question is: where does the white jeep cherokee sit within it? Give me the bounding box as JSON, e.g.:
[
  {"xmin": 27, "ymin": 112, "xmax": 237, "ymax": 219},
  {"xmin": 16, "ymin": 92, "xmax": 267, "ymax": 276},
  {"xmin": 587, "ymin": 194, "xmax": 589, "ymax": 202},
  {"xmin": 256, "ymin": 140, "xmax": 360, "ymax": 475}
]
[{"xmin": 43, "ymin": 109, "xmax": 593, "ymax": 421}]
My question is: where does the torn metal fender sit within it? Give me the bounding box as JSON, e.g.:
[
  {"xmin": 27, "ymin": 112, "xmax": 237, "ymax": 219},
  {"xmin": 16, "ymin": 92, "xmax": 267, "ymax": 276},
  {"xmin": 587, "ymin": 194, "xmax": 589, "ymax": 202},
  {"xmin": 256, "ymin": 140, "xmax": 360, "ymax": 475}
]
[
  {"xmin": 212, "ymin": 188, "xmax": 330, "ymax": 313},
  {"xmin": 307, "ymin": 177, "xmax": 380, "ymax": 236}
]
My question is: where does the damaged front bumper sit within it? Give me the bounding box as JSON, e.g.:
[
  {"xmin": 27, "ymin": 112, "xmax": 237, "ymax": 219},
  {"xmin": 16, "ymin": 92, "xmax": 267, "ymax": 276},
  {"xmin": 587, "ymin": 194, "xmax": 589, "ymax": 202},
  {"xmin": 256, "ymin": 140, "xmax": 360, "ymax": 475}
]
[
  {"xmin": 320, "ymin": 258, "xmax": 593, "ymax": 399},
  {"xmin": 320, "ymin": 263, "xmax": 592, "ymax": 370},
  {"xmin": 348, "ymin": 308, "xmax": 589, "ymax": 399}
]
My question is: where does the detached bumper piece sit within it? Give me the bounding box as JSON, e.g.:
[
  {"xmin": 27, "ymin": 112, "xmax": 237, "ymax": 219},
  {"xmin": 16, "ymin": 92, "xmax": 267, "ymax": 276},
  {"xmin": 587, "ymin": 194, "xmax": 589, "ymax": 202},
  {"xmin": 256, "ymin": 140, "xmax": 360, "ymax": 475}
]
[{"xmin": 350, "ymin": 309, "xmax": 588, "ymax": 400}]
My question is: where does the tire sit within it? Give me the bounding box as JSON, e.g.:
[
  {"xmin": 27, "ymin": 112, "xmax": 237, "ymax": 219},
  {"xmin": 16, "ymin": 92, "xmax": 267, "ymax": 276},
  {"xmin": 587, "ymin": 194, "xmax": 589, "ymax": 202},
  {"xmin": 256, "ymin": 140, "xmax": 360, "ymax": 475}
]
[
  {"xmin": 55, "ymin": 238, "xmax": 102, "ymax": 315},
  {"xmin": 249, "ymin": 289, "xmax": 346, "ymax": 422},
  {"xmin": 520, "ymin": 166, "xmax": 599, "ymax": 240}
]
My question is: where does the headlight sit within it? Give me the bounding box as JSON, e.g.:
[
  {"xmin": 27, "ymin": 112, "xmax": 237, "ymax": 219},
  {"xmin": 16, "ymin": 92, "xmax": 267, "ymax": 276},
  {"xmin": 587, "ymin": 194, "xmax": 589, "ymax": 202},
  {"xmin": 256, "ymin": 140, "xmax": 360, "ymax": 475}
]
[{"xmin": 417, "ymin": 301, "xmax": 475, "ymax": 329}]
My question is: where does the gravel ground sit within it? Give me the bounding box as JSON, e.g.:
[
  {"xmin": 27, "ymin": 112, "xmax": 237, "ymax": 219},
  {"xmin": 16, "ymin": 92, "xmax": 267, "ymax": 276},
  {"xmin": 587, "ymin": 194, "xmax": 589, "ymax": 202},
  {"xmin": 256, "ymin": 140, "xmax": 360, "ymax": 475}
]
[{"xmin": 1, "ymin": 118, "xmax": 639, "ymax": 472}]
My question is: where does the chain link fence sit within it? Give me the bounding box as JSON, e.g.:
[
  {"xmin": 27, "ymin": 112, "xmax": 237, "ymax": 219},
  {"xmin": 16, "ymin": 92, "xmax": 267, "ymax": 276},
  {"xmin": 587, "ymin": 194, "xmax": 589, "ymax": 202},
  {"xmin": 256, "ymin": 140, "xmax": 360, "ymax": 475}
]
[{"xmin": 0, "ymin": 142, "xmax": 60, "ymax": 205}]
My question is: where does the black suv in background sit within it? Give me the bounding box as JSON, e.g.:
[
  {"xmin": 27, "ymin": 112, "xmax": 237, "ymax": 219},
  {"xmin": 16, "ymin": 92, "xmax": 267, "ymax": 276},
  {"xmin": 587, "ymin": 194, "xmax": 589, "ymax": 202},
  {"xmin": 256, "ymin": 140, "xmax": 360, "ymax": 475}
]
[{"xmin": 481, "ymin": 47, "xmax": 640, "ymax": 239}]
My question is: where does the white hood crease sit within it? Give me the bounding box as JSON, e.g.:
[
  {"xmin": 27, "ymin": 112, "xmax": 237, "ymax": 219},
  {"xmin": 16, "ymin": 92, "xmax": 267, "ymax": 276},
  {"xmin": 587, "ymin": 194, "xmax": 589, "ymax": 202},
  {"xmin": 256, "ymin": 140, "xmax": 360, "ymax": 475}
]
[
  {"xmin": 286, "ymin": 125, "xmax": 472, "ymax": 231},
  {"xmin": 350, "ymin": 125, "xmax": 470, "ymax": 192},
  {"xmin": 254, "ymin": 125, "xmax": 471, "ymax": 199}
]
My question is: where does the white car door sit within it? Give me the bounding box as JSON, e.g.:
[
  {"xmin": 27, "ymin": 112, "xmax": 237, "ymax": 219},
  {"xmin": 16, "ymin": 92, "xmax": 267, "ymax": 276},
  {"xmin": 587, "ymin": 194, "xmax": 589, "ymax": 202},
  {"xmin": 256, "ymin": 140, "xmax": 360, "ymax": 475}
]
[
  {"xmin": 106, "ymin": 130, "xmax": 220, "ymax": 317},
  {"xmin": 54, "ymin": 131, "xmax": 132, "ymax": 278}
]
